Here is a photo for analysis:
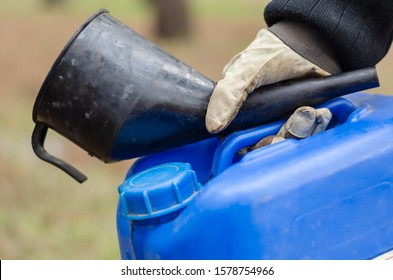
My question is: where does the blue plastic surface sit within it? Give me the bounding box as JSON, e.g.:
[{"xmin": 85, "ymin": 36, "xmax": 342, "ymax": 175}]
[
  {"xmin": 118, "ymin": 162, "xmax": 201, "ymax": 221},
  {"xmin": 117, "ymin": 93, "xmax": 393, "ymax": 259}
]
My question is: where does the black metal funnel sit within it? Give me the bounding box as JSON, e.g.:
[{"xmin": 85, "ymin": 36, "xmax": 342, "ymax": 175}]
[{"xmin": 32, "ymin": 10, "xmax": 379, "ymax": 183}]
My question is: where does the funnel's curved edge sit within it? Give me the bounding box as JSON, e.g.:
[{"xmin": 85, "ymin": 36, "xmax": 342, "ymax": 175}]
[{"xmin": 32, "ymin": 9, "xmax": 109, "ymax": 122}]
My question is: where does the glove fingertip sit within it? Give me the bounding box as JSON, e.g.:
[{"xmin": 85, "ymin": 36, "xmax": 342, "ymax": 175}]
[{"xmin": 205, "ymin": 116, "xmax": 225, "ymax": 134}]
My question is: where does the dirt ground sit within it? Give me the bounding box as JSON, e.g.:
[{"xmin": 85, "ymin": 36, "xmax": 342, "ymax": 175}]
[{"xmin": 1, "ymin": 2, "xmax": 392, "ymax": 259}]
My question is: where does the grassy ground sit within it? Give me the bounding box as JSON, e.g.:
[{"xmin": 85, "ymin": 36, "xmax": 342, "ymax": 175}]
[{"xmin": 0, "ymin": 0, "xmax": 392, "ymax": 259}]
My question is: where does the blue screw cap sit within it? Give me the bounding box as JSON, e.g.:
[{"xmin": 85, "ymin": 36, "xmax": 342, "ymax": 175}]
[{"xmin": 118, "ymin": 162, "xmax": 202, "ymax": 220}]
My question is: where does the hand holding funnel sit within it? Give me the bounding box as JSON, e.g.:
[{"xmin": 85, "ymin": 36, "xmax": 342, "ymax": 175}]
[{"xmin": 32, "ymin": 10, "xmax": 379, "ymax": 183}]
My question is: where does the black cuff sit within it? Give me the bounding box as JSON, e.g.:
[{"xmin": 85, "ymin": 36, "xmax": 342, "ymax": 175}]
[{"xmin": 269, "ymin": 21, "xmax": 343, "ymax": 75}]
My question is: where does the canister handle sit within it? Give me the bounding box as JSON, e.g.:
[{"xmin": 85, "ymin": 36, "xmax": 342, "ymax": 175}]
[{"xmin": 31, "ymin": 123, "xmax": 88, "ymax": 183}]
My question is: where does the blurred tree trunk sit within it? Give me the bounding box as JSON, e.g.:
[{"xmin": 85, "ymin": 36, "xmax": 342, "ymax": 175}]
[
  {"xmin": 44, "ymin": 0, "xmax": 65, "ymax": 6},
  {"xmin": 151, "ymin": 0, "xmax": 191, "ymax": 38}
]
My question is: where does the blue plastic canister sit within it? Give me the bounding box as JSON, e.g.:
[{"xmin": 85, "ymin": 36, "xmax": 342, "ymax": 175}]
[{"xmin": 117, "ymin": 92, "xmax": 393, "ymax": 260}]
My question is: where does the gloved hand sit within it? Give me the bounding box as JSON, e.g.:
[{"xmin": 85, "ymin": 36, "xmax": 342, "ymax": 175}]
[
  {"xmin": 239, "ymin": 106, "xmax": 332, "ymax": 154},
  {"xmin": 205, "ymin": 29, "xmax": 331, "ymax": 134},
  {"xmin": 276, "ymin": 106, "xmax": 332, "ymax": 139}
]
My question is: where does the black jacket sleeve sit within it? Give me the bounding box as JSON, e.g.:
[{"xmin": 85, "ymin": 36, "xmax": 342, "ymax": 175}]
[{"xmin": 264, "ymin": 0, "xmax": 393, "ymax": 71}]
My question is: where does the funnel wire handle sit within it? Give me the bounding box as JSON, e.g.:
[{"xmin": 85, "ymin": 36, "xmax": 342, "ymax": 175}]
[{"xmin": 32, "ymin": 123, "xmax": 88, "ymax": 183}]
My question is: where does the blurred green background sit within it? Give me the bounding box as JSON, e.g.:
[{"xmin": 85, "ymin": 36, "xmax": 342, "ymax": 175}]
[{"xmin": 0, "ymin": 0, "xmax": 392, "ymax": 259}]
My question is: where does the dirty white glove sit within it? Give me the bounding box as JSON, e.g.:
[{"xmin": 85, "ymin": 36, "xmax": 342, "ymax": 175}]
[
  {"xmin": 205, "ymin": 29, "xmax": 331, "ymax": 134},
  {"xmin": 239, "ymin": 106, "xmax": 332, "ymax": 155},
  {"xmin": 277, "ymin": 107, "xmax": 332, "ymax": 139}
]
